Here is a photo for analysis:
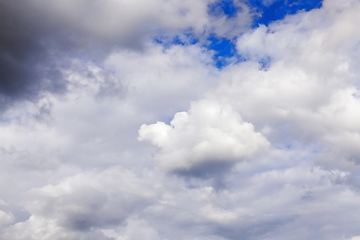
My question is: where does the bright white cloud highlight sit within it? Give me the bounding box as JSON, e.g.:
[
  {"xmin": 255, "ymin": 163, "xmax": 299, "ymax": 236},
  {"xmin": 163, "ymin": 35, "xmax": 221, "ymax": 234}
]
[{"xmin": 138, "ymin": 100, "xmax": 269, "ymax": 173}]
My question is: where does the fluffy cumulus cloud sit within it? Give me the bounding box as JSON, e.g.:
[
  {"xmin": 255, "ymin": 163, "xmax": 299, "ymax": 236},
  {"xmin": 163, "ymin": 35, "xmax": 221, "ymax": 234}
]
[
  {"xmin": 138, "ymin": 100, "xmax": 269, "ymax": 174},
  {"xmin": 2, "ymin": 0, "xmax": 360, "ymax": 239}
]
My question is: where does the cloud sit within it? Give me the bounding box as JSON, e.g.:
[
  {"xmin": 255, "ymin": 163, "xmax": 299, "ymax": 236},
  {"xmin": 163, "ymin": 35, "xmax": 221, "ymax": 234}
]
[
  {"xmin": 31, "ymin": 0, "xmax": 254, "ymax": 41},
  {"xmin": 0, "ymin": 215, "xmax": 112, "ymax": 240},
  {"xmin": 139, "ymin": 99, "xmax": 269, "ymax": 175},
  {"xmin": 105, "ymin": 43, "xmax": 218, "ymax": 117},
  {"xmin": 0, "ymin": 0, "xmax": 252, "ymax": 114},
  {"xmin": 101, "ymin": 218, "xmax": 162, "ymax": 240},
  {"xmin": 0, "ymin": 210, "xmax": 14, "ymax": 226},
  {"xmin": 27, "ymin": 167, "xmax": 156, "ymax": 231},
  {"xmin": 0, "ymin": 166, "xmax": 159, "ymax": 240},
  {"xmin": 2, "ymin": 0, "xmax": 360, "ymax": 239},
  {"xmin": 207, "ymin": 0, "xmax": 360, "ymax": 172},
  {"xmin": 0, "ymin": 1, "xmax": 67, "ymax": 111}
]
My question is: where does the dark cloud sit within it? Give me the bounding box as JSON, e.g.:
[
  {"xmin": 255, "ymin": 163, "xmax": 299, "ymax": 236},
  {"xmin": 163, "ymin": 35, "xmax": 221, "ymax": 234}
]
[
  {"xmin": 0, "ymin": 1, "xmax": 65, "ymax": 109},
  {"xmin": 173, "ymin": 160, "xmax": 234, "ymax": 178},
  {"xmin": 0, "ymin": 0, "xmax": 246, "ymax": 114},
  {"xmin": 0, "ymin": 0, "xmax": 121, "ymax": 113}
]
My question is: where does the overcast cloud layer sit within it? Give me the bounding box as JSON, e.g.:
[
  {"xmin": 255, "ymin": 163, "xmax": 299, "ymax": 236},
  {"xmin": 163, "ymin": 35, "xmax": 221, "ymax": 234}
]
[{"xmin": 1, "ymin": 0, "xmax": 360, "ymax": 239}]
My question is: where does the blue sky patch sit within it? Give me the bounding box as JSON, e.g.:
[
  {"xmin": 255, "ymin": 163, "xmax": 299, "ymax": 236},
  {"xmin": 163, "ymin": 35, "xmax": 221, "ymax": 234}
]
[
  {"xmin": 206, "ymin": 36, "xmax": 235, "ymax": 58},
  {"xmin": 154, "ymin": 34, "xmax": 242, "ymax": 68},
  {"xmin": 154, "ymin": 0, "xmax": 323, "ymax": 68},
  {"xmin": 258, "ymin": 56, "xmax": 271, "ymax": 69},
  {"xmin": 204, "ymin": 36, "xmax": 243, "ymax": 68},
  {"xmin": 208, "ymin": 0, "xmax": 240, "ymax": 18},
  {"xmin": 154, "ymin": 34, "xmax": 199, "ymax": 48},
  {"xmin": 250, "ymin": 0, "xmax": 323, "ymax": 26}
]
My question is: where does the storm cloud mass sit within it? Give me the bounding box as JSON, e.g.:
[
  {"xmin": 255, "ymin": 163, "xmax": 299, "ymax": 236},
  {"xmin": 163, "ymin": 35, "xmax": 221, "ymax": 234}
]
[{"xmin": 1, "ymin": 0, "xmax": 360, "ymax": 239}]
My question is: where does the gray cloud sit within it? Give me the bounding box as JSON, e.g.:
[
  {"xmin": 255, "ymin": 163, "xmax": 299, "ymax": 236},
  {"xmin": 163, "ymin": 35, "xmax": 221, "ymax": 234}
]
[
  {"xmin": 0, "ymin": 0, "xmax": 253, "ymax": 114},
  {"xmin": 26, "ymin": 167, "xmax": 157, "ymax": 233},
  {"xmin": 0, "ymin": 1, "xmax": 63, "ymax": 109},
  {"xmin": 0, "ymin": 0, "xmax": 111, "ymax": 112}
]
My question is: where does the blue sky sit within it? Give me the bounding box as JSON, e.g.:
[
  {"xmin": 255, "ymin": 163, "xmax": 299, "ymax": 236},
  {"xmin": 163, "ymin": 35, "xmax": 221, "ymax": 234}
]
[
  {"xmin": 209, "ymin": 0, "xmax": 323, "ymax": 67},
  {"xmin": 156, "ymin": 0, "xmax": 323, "ymax": 68}
]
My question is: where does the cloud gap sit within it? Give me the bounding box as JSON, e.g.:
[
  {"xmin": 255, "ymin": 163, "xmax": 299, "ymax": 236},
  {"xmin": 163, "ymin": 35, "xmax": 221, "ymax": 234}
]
[
  {"xmin": 250, "ymin": 0, "xmax": 323, "ymax": 26},
  {"xmin": 208, "ymin": 0, "xmax": 241, "ymax": 19}
]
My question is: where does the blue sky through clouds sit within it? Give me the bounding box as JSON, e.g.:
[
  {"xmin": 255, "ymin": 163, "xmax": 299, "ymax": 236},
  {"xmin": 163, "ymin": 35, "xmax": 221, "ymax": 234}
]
[
  {"xmin": 250, "ymin": 0, "xmax": 323, "ymax": 26},
  {"xmin": 156, "ymin": 0, "xmax": 323, "ymax": 68}
]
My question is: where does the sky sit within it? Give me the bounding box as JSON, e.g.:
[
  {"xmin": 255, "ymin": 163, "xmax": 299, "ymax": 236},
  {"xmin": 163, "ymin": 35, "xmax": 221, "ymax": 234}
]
[{"xmin": 1, "ymin": 0, "xmax": 360, "ymax": 239}]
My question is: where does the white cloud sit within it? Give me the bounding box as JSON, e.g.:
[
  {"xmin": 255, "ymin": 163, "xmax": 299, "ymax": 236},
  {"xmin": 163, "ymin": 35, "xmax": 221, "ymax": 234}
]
[
  {"xmin": 207, "ymin": 0, "xmax": 360, "ymax": 171},
  {"xmin": 105, "ymin": 43, "xmax": 219, "ymax": 117},
  {"xmin": 28, "ymin": 0, "xmax": 252, "ymax": 47},
  {"xmin": 101, "ymin": 218, "xmax": 162, "ymax": 240},
  {"xmin": 0, "ymin": 210, "xmax": 14, "ymax": 226},
  {"xmin": 139, "ymin": 99, "xmax": 269, "ymax": 173},
  {"xmin": 0, "ymin": 215, "xmax": 110, "ymax": 240},
  {"xmin": 26, "ymin": 166, "xmax": 156, "ymax": 231},
  {"xmin": 349, "ymin": 237, "xmax": 360, "ymax": 240}
]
